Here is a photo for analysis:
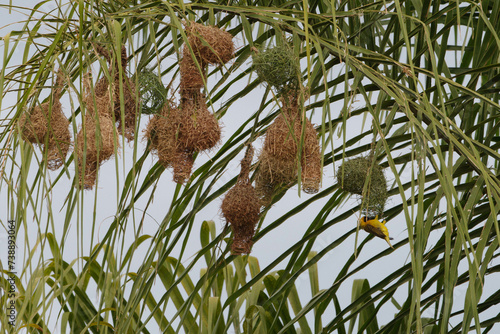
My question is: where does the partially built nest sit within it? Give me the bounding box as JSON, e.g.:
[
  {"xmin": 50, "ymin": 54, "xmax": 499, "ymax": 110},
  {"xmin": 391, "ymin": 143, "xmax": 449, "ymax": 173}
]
[
  {"xmin": 76, "ymin": 74, "xmax": 118, "ymax": 189},
  {"xmin": 185, "ymin": 21, "xmax": 234, "ymax": 65},
  {"xmin": 221, "ymin": 146, "xmax": 260, "ymax": 255},
  {"xmin": 138, "ymin": 68, "xmax": 168, "ymax": 115},
  {"xmin": 19, "ymin": 70, "xmax": 71, "ymax": 170},
  {"xmin": 252, "ymin": 45, "xmax": 300, "ymax": 91},
  {"xmin": 336, "ymin": 156, "xmax": 388, "ymax": 216},
  {"xmin": 94, "ymin": 44, "xmax": 139, "ymax": 141}
]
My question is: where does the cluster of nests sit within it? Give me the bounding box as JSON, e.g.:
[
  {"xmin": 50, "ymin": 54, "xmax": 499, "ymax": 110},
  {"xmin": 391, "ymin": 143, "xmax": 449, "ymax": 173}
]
[
  {"xmin": 18, "ymin": 26, "xmax": 323, "ymax": 256},
  {"xmin": 253, "ymin": 45, "xmax": 322, "ymax": 205},
  {"xmin": 76, "ymin": 44, "xmax": 139, "ymax": 189},
  {"xmin": 221, "ymin": 45, "xmax": 324, "ymax": 255},
  {"xmin": 18, "ymin": 43, "xmax": 139, "ymax": 189},
  {"xmin": 144, "ymin": 21, "xmax": 234, "ymax": 183},
  {"xmin": 336, "ymin": 155, "xmax": 388, "ymax": 217}
]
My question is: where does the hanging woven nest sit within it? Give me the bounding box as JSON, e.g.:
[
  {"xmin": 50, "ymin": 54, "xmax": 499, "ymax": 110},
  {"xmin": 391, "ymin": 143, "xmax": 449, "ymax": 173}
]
[
  {"xmin": 172, "ymin": 149, "xmax": 195, "ymax": 184},
  {"xmin": 180, "ymin": 46, "xmax": 206, "ymax": 91},
  {"xmin": 94, "ymin": 43, "xmax": 139, "ymax": 141},
  {"xmin": 185, "ymin": 21, "xmax": 234, "ymax": 65},
  {"xmin": 19, "ymin": 69, "xmax": 72, "ymax": 170},
  {"xmin": 254, "ymin": 164, "xmax": 276, "ymax": 207},
  {"xmin": 221, "ymin": 146, "xmax": 260, "ymax": 255},
  {"xmin": 252, "ymin": 45, "xmax": 300, "ymax": 91},
  {"xmin": 75, "ymin": 73, "xmax": 118, "ymax": 190},
  {"xmin": 336, "ymin": 156, "xmax": 388, "ymax": 216},
  {"xmin": 144, "ymin": 101, "xmax": 178, "ymax": 167},
  {"xmin": 176, "ymin": 91, "xmax": 221, "ymax": 152},
  {"xmin": 300, "ymin": 118, "xmax": 321, "ymax": 194},
  {"xmin": 255, "ymin": 89, "xmax": 322, "ymax": 199},
  {"xmin": 143, "ymin": 22, "xmax": 232, "ymax": 184},
  {"xmin": 145, "ymin": 102, "xmax": 191, "ymax": 182}
]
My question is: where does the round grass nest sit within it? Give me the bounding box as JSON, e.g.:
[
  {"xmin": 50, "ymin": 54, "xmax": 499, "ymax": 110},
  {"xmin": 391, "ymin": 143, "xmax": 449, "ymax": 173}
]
[
  {"xmin": 138, "ymin": 68, "xmax": 168, "ymax": 115},
  {"xmin": 185, "ymin": 21, "xmax": 234, "ymax": 65},
  {"xmin": 252, "ymin": 46, "xmax": 300, "ymax": 90},
  {"xmin": 76, "ymin": 113, "xmax": 116, "ymax": 190},
  {"xmin": 336, "ymin": 156, "xmax": 388, "ymax": 215},
  {"xmin": 221, "ymin": 146, "xmax": 260, "ymax": 255},
  {"xmin": 144, "ymin": 103, "xmax": 177, "ymax": 168},
  {"xmin": 19, "ymin": 70, "xmax": 71, "ymax": 170},
  {"xmin": 254, "ymin": 165, "xmax": 276, "ymax": 207}
]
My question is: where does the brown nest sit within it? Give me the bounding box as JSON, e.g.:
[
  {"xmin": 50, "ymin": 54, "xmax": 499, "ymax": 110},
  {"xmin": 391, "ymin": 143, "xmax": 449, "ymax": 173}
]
[
  {"xmin": 172, "ymin": 149, "xmax": 195, "ymax": 184},
  {"xmin": 144, "ymin": 100, "xmax": 210, "ymax": 184},
  {"xmin": 185, "ymin": 21, "xmax": 234, "ymax": 65},
  {"xmin": 143, "ymin": 21, "xmax": 232, "ymax": 184},
  {"xmin": 255, "ymin": 90, "xmax": 322, "ymax": 199},
  {"xmin": 221, "ymin": 146, "xmax": 260, "ymax": 255},
  {"xmin": 300, "ymin": 118, "xmax": 321, "ymax": 194},
  {"xmin": 180, "ymin": 47, "xmax": 206, "ymax": 91},
  {"xmin": 144, "ymin": 102, "xmax": 177, "ymax": 167},
  {"xmin": 254, "ymin": 159, "xmax": 277, "ymax": 207},
  {"xmin": 75, "ymin": 73, "xmax": 118, "ymax": 189},
  {"xmin": 144, "ymin": 91, "xmax": 220, "ymax": 183},
  {"xmin": 176, "ymin": 91, "xmax": 221, "ymax": 152},
  {"xmin": 94, "ymin": 44, "xmax": 139, "ymax": 141},
  {"xmin": 19, "ymin": 70, "xmax": 71, "ymax": 170}
]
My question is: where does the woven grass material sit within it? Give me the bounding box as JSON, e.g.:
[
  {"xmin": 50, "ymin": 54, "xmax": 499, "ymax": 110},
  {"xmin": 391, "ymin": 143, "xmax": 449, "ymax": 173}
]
[
  {"xmin": 19, "ymin": 70, "xmax": 71, "ymax": 170},
  {"xmin": 177, "ymin": 91, "xmax": 221, "ymax": 152},
  {"xmin": 172, "ymin": 149, "xmax": 194, "ymax": 184},
  {"xmin": 336, "ymin": 156, "xmax": 388, "ymax": 216},
  {"xmin": 300, "ymin": 118, "xmax": 321, "ymax": 194},
  {"xmin": 94, "ymin": 44, "xmax": 139, "ymax": 141},
  {"xmin": 180, "ymin": 46, "xmax": 206, "ymax": 91},
  {"xmin": 144, "ymin": 93, "xmax": 220, "ymax": 183},
  {"xmin": 185, "ymin": 21, "xmax": 234, "ymax": 65},
  {"xmin": 145, "ymin": 104, "xmax": 172, "ymax": 166},
  {"xmin": 144, "ymin": 22, "xmax": 232, "ymax": 183},
  {"xmin": 221, "ymin": 146, "xmax": 260, "ymax": 255},
  {"xmin": 76, "ymin": 73, "xmax": 118, "ymax": 190},
  {"xmin": 252, "ymin": 45, "xmax": 300, "ymax": 92},
  {"xmin": 138, "ymin": 68, "xmax": 168, "ymax": 115},
  {"xmin": 255, "ymin": 90, "xmax": 322, "ymax": 203}
]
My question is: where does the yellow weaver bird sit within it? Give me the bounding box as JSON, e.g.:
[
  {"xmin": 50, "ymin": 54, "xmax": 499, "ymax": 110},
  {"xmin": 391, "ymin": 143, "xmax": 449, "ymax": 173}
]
[{"xmin": 358, "ymin": 215, "xmax": 393, "ymax": 248}]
